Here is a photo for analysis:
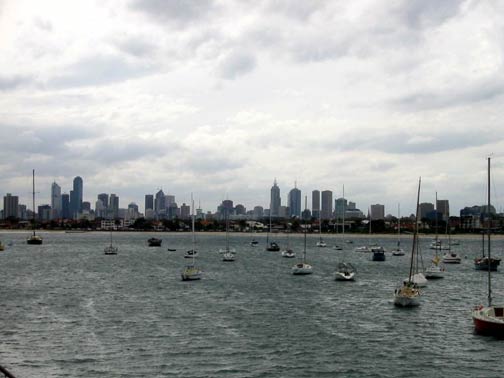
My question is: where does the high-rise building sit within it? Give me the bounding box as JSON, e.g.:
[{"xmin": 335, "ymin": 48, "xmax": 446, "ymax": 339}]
[
  {"xmin": 145, "ymin": 194, "xmax": 154, "ymax": 213},
  {"xmin": 436, "ymin": 199, "xmax": 450, "ymax": 221},
  {"xmin": 419, "ymin": 202, "xmax": 434, "ymax": 220},
  {"xmin": 95, "ymin": 199, "xmax": 106, "ymax": 218},
  {"xmin": 155, "ymin": 190, "xmax": 165, "ymax": 216},
  {"xmin": 98, "ymin": 193, "xmax": 109, "ymax": 209},
  {"xmin": 334, "ymin": 197, "xmax": 347, "ymax": 221},
  {"xmin": 270, "ymin": 179, "xmax": 281, "ymax": 217},
  {"xmin": 180, "ymin": 203, "xmax": 190, "ymax": 219},
  {"xmin": 51, "ymin": 182, "xmax": 62, "ymax": 219},
  {"xmin": 127, "ymin": 203, "xmax": 139, "ymax": 220},
  {"xmin": 61, "ymin": 193, "xmax": 70, "ymax": 219},
  {"xmin": 3, "ymin": 193, "xmax": 19, "ymax": 219},
  {"xmin": 321, "ymin": 190, "xmax": 333, "ymax": 220},
  {"xmin": 82, "ymin": 201, "xmax": 91, "ymax": 212},
  {"xmin": 288, "ymin": 186, "xmax": 301, "ymax": 218},
  {"xmin": 235, "ymin": 204, "xmax": 246, "ymax": 215},
  {"xmin": 38, "ymin": 204, "xmax": 51, "ymax": 221},
  {"xmin": 312, "ymin": 190, "xmax": 320, "ymax": 219},
  {"xmin": 69, "ymin": 176, "xmax": 83, "ymax": 219},
  {"xmin": 109, "ymin": 194, "xmax": 119, "ymax": 219},
  {"xmin": 253, "ymin": 206, "xmax": 264, "ymax": 219},
  {"xmin": 370, "ymin": 204, "xmax": 385, "ymax": 220}
]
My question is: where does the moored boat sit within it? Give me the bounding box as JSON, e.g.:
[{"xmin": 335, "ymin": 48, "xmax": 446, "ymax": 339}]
[
  {"xmin": 148, "ymin": 237, "xmax": 162, "ymax": 247},
  {"xmin": 335, "ymin": 262, "xmax": 356, "ymax": 281}
]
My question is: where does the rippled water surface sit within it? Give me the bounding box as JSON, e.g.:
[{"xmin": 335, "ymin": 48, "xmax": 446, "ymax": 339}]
[{"xmin": 0, "ymin": 231, "xmax": 503, "ymax": 377}]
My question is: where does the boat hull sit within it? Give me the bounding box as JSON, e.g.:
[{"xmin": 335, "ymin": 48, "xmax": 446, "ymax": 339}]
[
  {"xmin": 372, "ymin": 253, "xmax": 385, "ymax": 261},
  {"xmin": 394, "ymin": 294, "xmax": 420, "ymax": 307},
  {"xmin": 292, "ymin": 263, "xmax": 313, "ymax": 275},
  {"xmin": 472, "ymin": 306, "xmax": 504, "ymax": 336},
  {"xmin": 442, "ymin": 253, "xmax": 461, "ymax": 264},
  {"xmin": 27, "ymin": 237, "xmax": 43, "ymax": 245},
  {"xmin": 335, "ymin": 272, "xmax": 355, "ymax": 281},
  {"xmin": 474, "ymin": 257, "xmax": 500, "ymax": 271}
]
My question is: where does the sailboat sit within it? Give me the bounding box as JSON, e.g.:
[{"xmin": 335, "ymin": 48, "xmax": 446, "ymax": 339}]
[
  {"xmin": 425, "ymin": 192, "xmax": 445, "ymax": 279},
  {"xmin": 249, "ymin": 223, "xmax": 259, "ymax": 246},
  {"xmin": 334, "ymin": 262, "xmax": 356, "ymax": 281},
  {"xmin": 292, "ymin": 196, "xmax": 313, "ymax": 275},
  {"xmin": 266, "ymin": 205, "xmax": 280, "ymax": 251},
  {"xmin": 181, "ymin": 195, "xmax": 202, "ymax": 281},
  {"xmin": 281, "ymin": 229, "xmax": 296, "ymax": 258},
  {"xmin": 472, "ymin": 157, "xmax": 504, "ymax": 335},
  {"xmin": 355, "ymin": 210, "xmax": 372, "ymax": 252},
  {"xmin": 316, "ymin": 211, "xmax": 327, "ymax": 247},
  {"xmin": 220, "ymin": 209, "xmax": 236, "ymax": 262},
  {"xmin": 391, "ymin": 204, "xmax": 405, "ymax": 256},
  {"xmin": 394, "ymin": 177, "xmax": 422, "ymax": 307},
  {"xmin": 27, "ymin": 169, "xmax": 43, "ymax": 245},
  {"xmin": 104, "ymin": 229, "xmax": 118, "ymax": 255},
  {"xmin": 334, "ymin": 185, "xmax": 345, "ymax": 250},
  {"xmin": 475, "ymin": 231, "xmax": 501, "ymax": 271}
]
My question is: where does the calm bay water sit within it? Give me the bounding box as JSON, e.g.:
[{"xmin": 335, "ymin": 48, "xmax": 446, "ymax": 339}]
[{"xmin": 0, "ymin": 231, "xmax": 503, "ymax": 377}]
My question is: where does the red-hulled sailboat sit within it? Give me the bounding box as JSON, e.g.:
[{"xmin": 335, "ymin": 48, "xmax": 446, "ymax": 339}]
[{"xmin": 472, "ymin": 157, "xmax": 504, "ymax": 336}]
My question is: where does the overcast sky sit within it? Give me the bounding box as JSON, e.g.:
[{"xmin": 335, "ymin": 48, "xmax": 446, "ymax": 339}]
[{"xmin": 1, "ymin": 0, "xmax": 504, "ymax": 215}]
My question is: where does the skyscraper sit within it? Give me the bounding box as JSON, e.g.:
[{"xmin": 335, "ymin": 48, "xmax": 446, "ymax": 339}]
[
  {"xmin": 69, "ymin": 176, "xmax": 83, "ymax": 219},
  {"xmin": 61, "ymin": 193, "xmax": 70, "ymax": 219},
  {"xmin": 155, "ymin": 189, "xmax": 165, "ymax": 216},
  {"xmin": 109, "ymin": 194, "xmax": 119, "ymax": 219},
  {"xmin": 321, "ymin": 190, "xmax": 333, "ymax": 220},
  {"xmin": 334, "ymin": 197, "xmax": 347, "ymax": 221},
  {"xmin": 145, "ymin": 194, "xmax": 154, "ymax": 213},
  {"xmin": 436, "ymin": 199, "xmax": 450, "ymax": 221},
  {"xmin": 270, "ymin": 179, "xmax": 281, "ymax": 217},
  {"xmin": 51, "ymin": 182, "xmax": 62, "ymax": 219},
  {"xmin": 370, "ymin": 204, "xmax": 385, "ymax": 220},
  {"xmin": 288, "ymin": 185, "xmax": 301, "ymax": 218},
  {"xmin": 3, "ymin": 193, "xmax": 19, "ymax": 219},
  {"xmin": 312, "ymin": 190, "xmax": 320, "ymax": 219}
]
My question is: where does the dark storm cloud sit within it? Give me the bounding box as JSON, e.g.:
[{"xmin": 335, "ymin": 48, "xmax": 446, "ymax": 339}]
[
  {"xmin": 130, "ymin": 0, "xmax": 217, "ymax": 27},
  {"xmin": 48, "ymin": 54, "xmax": 153, "ymax": 89}
]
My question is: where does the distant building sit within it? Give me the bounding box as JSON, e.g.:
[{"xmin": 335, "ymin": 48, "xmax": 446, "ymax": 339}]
[
  {"xmin": 370, "ymin": 204, "xmax": 385, "ymax": 220},
  {"xmin": 38, "ymin": 204, "xmax": 51, "ymax": 221},
  {"xmin": 180, "ymin": 203, "xmax": 190, "ymax": 219},
  {"xmin": 235, "ymin": 204, "xmax": 246, "ymax": 215},
  {"xmin": 270, "ymin": 179, "xmax": 281, "ymax": 217},
  {"xmin": 109, "ymin": 194, "xmax": 119, "ymax": 219},
  {"xmin": 321, "ymin": 190, "xmax": 333, "ymax": 220},
  {"xmin": 436, "ymin": 199, "xmax": 450, "ymax": 221},
  {"xmin": 288, "ymin": 186, "xmax": 301, "ymax": 218},
  {"xmin": 253, "ymin": 206, "xmax": 264, "ymax": 219},
  {"xmin": 145, "ymin": 194, "xmax": 154, "ymax": 213},
  {"xmin": 127, "ymin": 203, "xmax": 139, "ymax": 220},
  {"xmin": 3, "ymin": 193, "xmax": 19, "ymax": 219},
  {"xmin": 334, "ymin": 197, "xmax": 347, "ymax": 221},
  {"xmin": 419, "ymin": 202, "xmax": 434, "ymax": 220},
  {"xmin": 61, "ymin": 193, "xmax": 70, "ymax": 219},
  {"xmin": 51, "ymin": 182, "xmax": 62, "ymax": 219},
  {"xmin": 155, "ymin": 190, "xmax": 165, "ymax": 217},
  {"xmin": 312, "ymin": 190, "xmax": 320, "ymax": 219},
  {"xmin": 69, "ymin": 176, "xmax": 83, "ymax": 219}
]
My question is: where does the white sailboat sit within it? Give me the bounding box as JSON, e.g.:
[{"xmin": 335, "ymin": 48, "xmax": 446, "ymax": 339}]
[
  {"xmin": 391, "ymin": 204, "xmax": 405, "ymax": 256},
  {"xmin": 104, "ymin": 229, "xmax": 118, "ymax": 255},
  {"xmin": 292, "ymin": 196, "xmax": 313, "ymax": 275},
  {"xmin": 266, "ymin": 203, "xmax": 280, "ymax": 251},
  {"xmin": 181, "ymin": 195, "xmax": 202, "ymax": 281},
  {"xmin": 220, "ymin": 209, "xmax": 236, "ymax": 262},
  {"xmin": 316, "ymin": 210, "xmax": 326, "ymax": 247},
  {"xmin": 394, "ymin": 177, "xmax": 422, "ymax": 307},
  {"xmin": 281, "ymin": 229, "xmax": 296, "ymax": 258},
  {"xmin": 472, "ymin": 157, "xmax": 504, "ymax": 335},
  {"xmin": 425, "ymin": 192, "xmax": 445, "ymax": 279}
]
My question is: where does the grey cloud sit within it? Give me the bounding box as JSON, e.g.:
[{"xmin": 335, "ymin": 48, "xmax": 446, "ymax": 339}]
[
  {"xmin": 130, "ymin": 0, "xmax": 217, "ymax": 27},
  {"xmin": 393, "ymin": 0, "xmax": 464, "ymax": 29},
  {"xmin": 0, "ymin": 74, "xmax": 34, "ymax": 91},
  {"xmin": 393, "ymin": 80, "xmax": 504, "ymax": 111},
  {"xmin": 112, "ymin": 35, "xmax": 157, "ymax": 57},
  {"xmin": 47, "ymin": 54, "xmax": 154, "ymax": 88},
  {"xmin": 183, "ymin": 154, "xmax": 245, "ymax": 174},
  {"xmin": 218, "ymin": 52, "xmax": 256, "ymax": 79}
]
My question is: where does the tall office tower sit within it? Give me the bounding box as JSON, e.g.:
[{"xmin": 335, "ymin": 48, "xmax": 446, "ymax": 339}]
[
  {"xmin": 334, "ymin": 197, "xmax": 347, "ymax": 221},
  {"xmin": 321, "ymin": 190, "xmax": 333, "ymax": 220},
  {"xmin": 38, "ymin": 205, "xmax": 51, "ymax": 221},
  {"xmin": 145, "ymin": 194, "xmax": 154, "ymax": 213},
  {"xmin": 235, "ymin": 204, "xmax": 246, "ymax": 215},
  {"xmin": 127, "ymin": 203, "xmax": 139, "ymax": 220},
  {"xmin": 419, "ymin": 202, "xmax": 434, "ymax": 220},
  {"xmin": 270, "ymin": 179, "xmax": 281, "ymax": 217},
  {"xmin": 436, "ymin": 199, "xmax": 450, "ymax": 221},
  {"xmin": 3, "ymin": 193, "xmax": 19, "ymax": 219},
  {"xmin": 180, "ymin": 203, "xmax": 190, "ymax": 219},
  {"xmin": 61, "ymin": 193, "xmax": 70, "ymax": 219},
  {"xmin": 109, "ymin": 194, "xmax": 119, "ymax": 218},
  {"xmin": 155, "ymin": 189, "xmax": 165, "ymax": 215},
  {"xmin": 69, "ymin": 176, "xmax": 83, "ymax": 219},
  {"xmin": 98, "ymin": 193, "xmax": 109, "ymax": 209},
  {"xmin": 51, "ymin": 182, "xmax": 62, "ymax": 219},
  {"xmin": 165, "ymin": 195, "xmax": 175, "ymax": 206},
  {"xmin": 95, "ymin": 199, "xmax": 106, "ymax": 218},
  {"xmin": 370, "ymin": 204, "xmax": 385, "ymax": 220},
  {"xmin": 312, "ymin": 190, "xmax": 320, "ymax": 219},
  {"xmin": 288, "ymin": 185, "xmax": 301, "ymax": 218}
]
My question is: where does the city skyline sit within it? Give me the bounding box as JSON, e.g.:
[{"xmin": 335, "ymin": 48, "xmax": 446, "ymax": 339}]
[{"xmin": 2, "ymin": 1, "xmax": 504, "ymax": 216}]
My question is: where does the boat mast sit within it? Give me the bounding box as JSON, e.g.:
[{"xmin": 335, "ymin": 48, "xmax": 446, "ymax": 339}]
[
  {"xmin": 225, "ymin": 208, "xmax": 230, "ymax": 252},
  {"xmin": 342, "ymin": 184, "xmax": 345, "ymax": 237},
  {"xmin": 487, "ymin": 157, "xmax": 492, "ymax": 307},
  {"xmin": 397, "ymin": 203, "xmax": 401, "ymax": 248},
  {"xmin": 32, "ymin": 169, "xmax": 36, "ymax": 237},
  {"xmin": 191, "ymin": 193, "xmax": 195, "ymax": 265},
  {"xmin": 409, "ymin": 177, "xmax": 421, "ymax": 282},
  {"xmin": 303, "ymin": 196, "xmax": 307, "ymax": 263}
]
